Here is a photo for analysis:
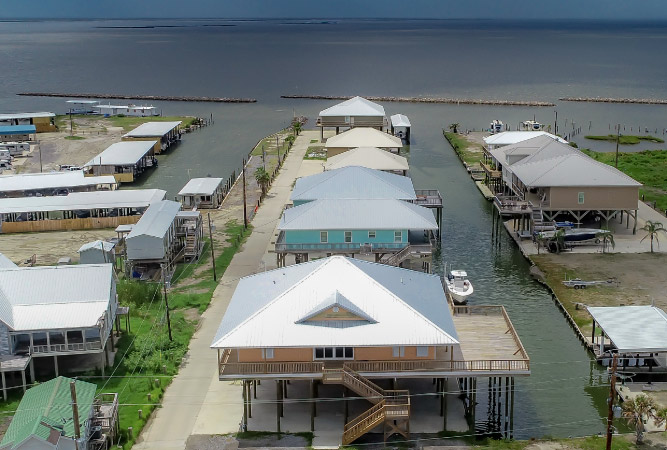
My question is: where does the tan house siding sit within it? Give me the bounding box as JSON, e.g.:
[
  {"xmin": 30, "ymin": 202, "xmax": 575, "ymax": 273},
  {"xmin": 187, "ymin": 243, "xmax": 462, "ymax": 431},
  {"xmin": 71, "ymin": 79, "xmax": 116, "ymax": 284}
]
[
  {"xmin": 238, "ymin": 348, "xmax": 262, "ymax": 362},
  {"xmin": 238, "ymin": 346, "xmax": 439, "ymax": 363},
  {"xmin": 548, "ymin": 186, "xmax": 639, "ymax": 210}
]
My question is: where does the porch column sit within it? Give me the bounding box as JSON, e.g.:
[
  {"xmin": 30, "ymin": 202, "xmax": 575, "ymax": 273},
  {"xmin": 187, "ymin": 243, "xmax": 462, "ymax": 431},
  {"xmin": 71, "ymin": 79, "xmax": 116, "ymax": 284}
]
[
  {"xmin": 504, "ymin": 377, "xmax": 510, "ymax": 438},
  {"xmin": 247, "ymin": 380, "xmax": 252, "ymax": 419},
  {"xmin": 633, "ymin": 209, "xmax": 638, "ymax": 234},
  {"xmin": 21, "ymin": 369, "xmax": 26, "ymax": 393},
  {"xmin": 243, "ymin": 381, "xmax": 248, "ymax": 430},
  {"xmin": 442, "ymin": 378, "xmax": 448, "ymax": 430},
  {"xmin": 343, "ymin": 387, "xmax": 348, "ymax": 423},
  {"xmin": 29, "ymin": 359, "xmax": 35, "ymax": 383},
  {"xmin": 510, "ymin": 377, "xmax": 515, "ymax": 438},
  {"xmin": 276, "ymin": 380, "xmax": 281, "ymax": 432},
  {"xmin": 1, "ymin": 372, "xmax": 6, "ymax": 401},
  {"xmin": 53, "ymin": 356, "xmax": 58, "ymax": 377},
  {"xmin": 320, "ymin": 127, "xmax": 324, "ymax": 142},
  {"xmin": 310, "ymin": 379, "xmax": 315, "ymax": 432}
]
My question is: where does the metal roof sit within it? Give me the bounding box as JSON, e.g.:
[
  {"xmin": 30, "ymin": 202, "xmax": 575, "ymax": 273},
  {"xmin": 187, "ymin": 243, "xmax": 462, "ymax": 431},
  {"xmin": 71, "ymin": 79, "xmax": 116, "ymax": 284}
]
[
  {"xmin": 84, "ymin": 141, "xmax": 156, "ymax": 167},
  {"xmin": 0, "ymin": 253, "xmax": 17, "ymax": 269},
  {"xmin": 587, "ymin": 306, "xmax": 667, "ymax": 352},
  {"xmin": 96, "ymin": 104, "xmax": 156, "ymax": 110},
  {"xmin": 325, "ymin": 127, "xmax": 402, "ymax": 149},
  {"xmin": 66, "ymin": 100, "xmax": 99, "ymax": 104},
  {"xmin": 178, "ymin": 177, "xmax": 223, "ymax": 196},
  {"xmin": 0, "ymin": 376, "xmax": 95, "ymax": 448},
  {"xmin": 0, "ymin": 264, "xmax": 114, "ymax": 331},
  {"xmin": 489, "ymin": 134, "xmax": 574, "ymax": 164},
  {"xmin": 78, "ymin": 240, "xmax": 115, "ymax": 253},
  {"xmin": 127, "ymin": 200, "xmax": 181, "ymax": 240},
  {"xmin": 279, "ymin": 199, "xmax": 438, "ymax": 231},
  {"xmin": 291, "ymin": 166, "xmax": 415, "ymax": 202},
  {"xmin": 0, "ymin": 189, "xmax": 166, "ymax": 214},
  {"xmin": 123, "ymin": 121, "xmax": 181, "ymax": 137},
  {"xmin": 390, "ymin": 114, "xmax": 411, "ymax": 127},
  {"xmin": 324, "ymin": 147, "xmax": 409, "ymax": 172},
  {"xmin": 319, "ymin": 96, "xmax": 385, "ymax": 117},
  {"xmin": 0, "ymin": 112, "xmax": 55, "ymax": 120},
  {"xmin": 484, "ymin": 131, "xmax": 567, "ymax": 146},
  {"xmin": 211, "ymin": 256, "xmax": 458, "ymax": 349},
  {"xmin": 0, "ymin": 125, "xmax": 36, "ymax": 135},
  {"xmin": 0, "ymin": 171, "xmax": 116, "ymax": 193}
]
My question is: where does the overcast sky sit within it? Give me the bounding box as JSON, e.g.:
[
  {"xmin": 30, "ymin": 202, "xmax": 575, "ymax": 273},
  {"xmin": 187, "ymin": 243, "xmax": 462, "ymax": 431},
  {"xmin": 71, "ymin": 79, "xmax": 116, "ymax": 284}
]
[{"xmin": 3, "ymin": 0, "xmax": 667, "ymax": 20}]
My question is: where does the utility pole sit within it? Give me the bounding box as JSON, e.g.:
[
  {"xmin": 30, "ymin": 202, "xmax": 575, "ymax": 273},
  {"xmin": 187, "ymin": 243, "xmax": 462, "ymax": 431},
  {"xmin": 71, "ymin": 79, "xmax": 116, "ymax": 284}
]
[
  {"xmin": 162, "ymin": 268, "xmax": 173, "ymax": 341},
  {"xmin": 554, "ymin": 110, "xmax": 558, "ymax": 135},
  {"xmin": 69, "ymin": 108, "xmax": 73, "ymax": 135},
  {"xmin": 208, "ymin": 213, "xmax": 217, "ymax": 281},
  {"xmin": 614, "ymin": 124, "xmax": 621, "ymax": 168},
  {"xmin": 242, "ymin": 158, "xmax": 248, "ymax": 229},
  {"xmin": 606, "ymin": 354, "xmax": 619, "ymax": 450},
  {"xmin": 70, "ymin": 381, "xmax": 81, "ymax": 450},
  {"xmin": 38, "ymin": 141, "xmax": 43, "ymax": 173}
]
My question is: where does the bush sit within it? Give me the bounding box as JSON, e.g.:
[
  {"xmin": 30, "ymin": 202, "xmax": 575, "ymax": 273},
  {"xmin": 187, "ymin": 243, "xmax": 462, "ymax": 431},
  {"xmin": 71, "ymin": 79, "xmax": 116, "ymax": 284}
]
[{"xmin": 117, "ymin": 280, "xmax": 161, "ymax": 308}]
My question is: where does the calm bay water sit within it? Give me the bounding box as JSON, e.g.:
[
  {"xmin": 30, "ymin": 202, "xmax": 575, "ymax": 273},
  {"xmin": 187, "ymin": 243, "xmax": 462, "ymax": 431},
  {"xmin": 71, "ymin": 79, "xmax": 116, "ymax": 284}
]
[{"xmin": 2, "ymin": 19, "xmax": 666, "ymax": 439}]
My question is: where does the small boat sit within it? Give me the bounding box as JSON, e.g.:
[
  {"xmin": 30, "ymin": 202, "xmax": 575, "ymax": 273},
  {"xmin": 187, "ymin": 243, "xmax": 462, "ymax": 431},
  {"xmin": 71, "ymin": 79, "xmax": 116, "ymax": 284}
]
[
  {"xmin": 490, "ymin": 120, "xmax": 503, "ymax": 134},
  {"xmin": 538, "ymin": 228, "xmax": 608, "ymax": 243},
  {"xmin": 445, "ymin": 270, "xmax": 474, "ymax": 304},
  {"xmin": 522, "ymin": 120, "xmax": 543, "ymax": 131}
]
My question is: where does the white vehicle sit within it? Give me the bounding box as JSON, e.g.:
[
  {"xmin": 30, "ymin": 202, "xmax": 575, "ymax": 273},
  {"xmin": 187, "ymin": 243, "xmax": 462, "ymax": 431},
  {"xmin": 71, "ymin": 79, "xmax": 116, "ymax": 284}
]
[{"xmin": 445, "ymin": 270, "xmax": 474, "ymax": 304}]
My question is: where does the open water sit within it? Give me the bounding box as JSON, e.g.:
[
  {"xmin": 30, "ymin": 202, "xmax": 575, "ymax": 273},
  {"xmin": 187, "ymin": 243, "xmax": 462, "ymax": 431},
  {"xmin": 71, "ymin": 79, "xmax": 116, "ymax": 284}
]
[{"xmin": 2, "ymin": 18, "xmax": 667, "ymax": 439}]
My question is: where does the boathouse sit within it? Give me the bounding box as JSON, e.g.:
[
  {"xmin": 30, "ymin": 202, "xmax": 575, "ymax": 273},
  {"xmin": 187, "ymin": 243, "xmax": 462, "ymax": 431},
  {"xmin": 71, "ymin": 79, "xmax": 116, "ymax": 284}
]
[
  {"xmin": 317, "ymin": 96, "xmax": 387, "ymax": 141},
  {"xmin": 324, "ymin": 147, "xmax": 409, "ymax": 174},
  {"xmin": 587, "ymin": 305, "xmax": 667, "ymax": 374},
  {"xmin": 0, "ymin": 125, "xmax": 35, "ymax": 143},
  {"xmin": 325, "ymin": 128, "xmax": 402, "ymax": 157},
  {"xmin": 0, "ymin": 112, "xmax": 56, "ymax": 132},
  {"xmin": 83, "ymin": 141, "xmax": 157, "ymax": 183},
  {"xmin": 66, "ymin": 99, "xmax": 100, "ymax": 114},
  {"xmin": 0, "ymin": 377, "xmax": 118, "ymax": 450},
  {"xmin": 390, "ymin": 114, "xmax": 411, "ymax": 141},
  {"xmin": 0, "ymin": 264, "xmax": 118, "ymax": 395},
  {"xmin": 95, "ymin": 103, "xmax": 159, "ymax": 117},
  {"xmin": 0, "ymin": 171, "xmax": 117, "ymax": 198},
  {"xmin": 122, "ymin": 121, "xmax": 182, "ymax": 154},
  {"xmin": 212, "ymin": 256, "xmax": 529, "ymax": 443},
  {"xmin": 177, "ymin": 177, "xmax": 225, "ymax": 209},
  {"xmin": 0, "ymin": 188, "xmax": 166, "ymax": 234}
]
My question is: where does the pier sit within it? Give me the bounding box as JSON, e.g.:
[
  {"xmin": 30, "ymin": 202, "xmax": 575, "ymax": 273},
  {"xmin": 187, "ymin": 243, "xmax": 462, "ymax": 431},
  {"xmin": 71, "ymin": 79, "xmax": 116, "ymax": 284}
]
[
  {"xmin": 282, "ymin": 94, "xmax": 555, "ymax": 107},
  {"xmin": 18, "ymin": 92, "xmax": 257, "ymax": 103}
]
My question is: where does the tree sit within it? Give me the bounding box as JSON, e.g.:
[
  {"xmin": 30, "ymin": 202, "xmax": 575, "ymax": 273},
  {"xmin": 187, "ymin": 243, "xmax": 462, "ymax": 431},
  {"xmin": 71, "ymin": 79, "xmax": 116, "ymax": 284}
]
[
  {"xmin": 449, "ymin": 123, "xmax": 460, "ymax": 133},
  {"xmin": 292, "ymin": 121, "xmax": 302, "ymax": 136},
  {"xmin": 254, "ymin": 167, "xmax": 271, "ymax": 196},
  {"xmin": 640, "ymin": 220, "xmax": 666, "ymax": 253},
  {"xmin": 550, "ymin": 228, "xmax": 566, "ymax": 254},
  {"xmin": 622, "ymin": 394, "xmax": 659, "ymax": 444},
  {"xmin": 596, "ymin": 230, "xmax": 615, "ymax": 254},
  {"xmin": 656, "ymin": 407, "xmax": 667, "ymax": 431}
]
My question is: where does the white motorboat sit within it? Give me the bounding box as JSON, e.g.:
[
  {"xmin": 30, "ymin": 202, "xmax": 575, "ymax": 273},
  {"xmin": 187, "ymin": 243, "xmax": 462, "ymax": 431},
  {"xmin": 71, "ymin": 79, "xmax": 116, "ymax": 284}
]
[
  {"xmin": 490, "ymin": 120, "xmax": 503, "ymax": 134},
  {"xmin": 445, "ymin": 270, "xmax": 474, "ymax": 304}
]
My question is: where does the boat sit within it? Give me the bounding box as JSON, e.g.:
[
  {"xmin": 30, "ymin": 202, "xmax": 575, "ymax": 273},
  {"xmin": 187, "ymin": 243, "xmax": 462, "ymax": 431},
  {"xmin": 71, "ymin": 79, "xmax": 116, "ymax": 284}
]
[
  {"xmin": 537, "ymin": 228, "xmax": 609, "ymax": 243},
  {"xmin": 490, "ymin": 120, "xmax": 503, "ymax": 134},
  {"xmin": 445, "ymin": 270, "xmax": 474, "ymax": 304},
  {"xmin": 521, "ymin": 120, "xmax": 543, "ymax": 131}
]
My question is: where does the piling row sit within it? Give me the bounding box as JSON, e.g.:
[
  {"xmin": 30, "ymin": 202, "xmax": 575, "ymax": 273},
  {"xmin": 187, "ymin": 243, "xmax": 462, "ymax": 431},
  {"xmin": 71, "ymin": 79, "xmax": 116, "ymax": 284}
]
[
  {"xmin": 560, "ymin": 97, "xmax": 667, "ymax": 105},
  {"xmin": 18, "ymin": 92, "xmax": 257, "ymax": 103},
  {"xmin": 281, "ymin": 94, "xmax": 555, "ymax": 107}
]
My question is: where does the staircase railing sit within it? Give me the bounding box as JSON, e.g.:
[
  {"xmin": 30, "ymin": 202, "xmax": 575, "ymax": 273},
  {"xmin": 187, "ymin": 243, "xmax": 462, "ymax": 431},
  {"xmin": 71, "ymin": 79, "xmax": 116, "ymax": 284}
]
[{"xmin": 342, "ymin": 400, "xmax": 387, "ymax": 444}]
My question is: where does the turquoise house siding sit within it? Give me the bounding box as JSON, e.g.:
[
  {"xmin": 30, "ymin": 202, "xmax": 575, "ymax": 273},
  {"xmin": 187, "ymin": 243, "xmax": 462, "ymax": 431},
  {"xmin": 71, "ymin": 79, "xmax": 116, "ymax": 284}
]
[{"xmin": 285, "ymin": 229, "xmax": 407, "ymax": 245}]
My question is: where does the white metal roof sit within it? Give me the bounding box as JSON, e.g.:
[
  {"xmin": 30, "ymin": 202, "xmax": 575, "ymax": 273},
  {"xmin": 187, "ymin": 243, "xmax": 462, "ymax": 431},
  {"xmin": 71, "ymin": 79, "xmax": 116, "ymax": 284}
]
[
  {"xmin": 319, "ymin": 96, "xmax": 385, "ymax": 117},
  {"xmin": 96, "ymin": 104, "xmax": 157, "ymax": 111},
  {"xmin": 178, "ymin": 177, "xmax": 223, "ymax": 196},
  {"xmin": 279, "ymin": 199, "xmax": 438, "ymax": 231},
  {"xmin": 390, "ymin": 114, "xmax": 411, "ymax": 127},
  {"xmin": 211, "ymin": 256, "xmax": 458, "ymax": 349},
  {"xmin": 325, "ymin": 128, "xmax": 402, "ymax": 149},
  {"xmin": 115, "ymin": 224, "xmax": 134, "ymax": 233},
  {"xmin": 127, "ymin": 200, "xmax": 181, "ymax": 240},
  {"xmin": 0, "ymin": 112, "xmax": 55, "ymax": 120},
  {"xmin": 66, "ymin": 100, "xmax": 99, "ymax": 105},
  {"xmin": 0, "ymin": 253, "xmax": 17, "ymax": 269},
  {"xmin": 325, "ymin": 147, "xmax": 409, "ymax": 172},
  {"xmin": 0, "ymin": 171, "xmax": 117, "ymax": 193},
  {"xmin": 0, "ymin": 189, "xmax": 166, "ymax": 214},
  {"xmin": 123, "ymin": 121, "xmax": 181, "ymax": 137},
  {"xmin": 0, "ymin": 264, "xmax": 114, "ymax": 331},
  {"xmin": 587, "ymin": 306, "xmax": 667, "ymax": 353},
  {"xmin": 291, "ymin": 166, "xmax": 415, "ymax": 202},
  {"xmin": 84, "ymin": 141, "xmax": 157, "ymax": 167},
  {"xmin": 78, "ymin": 240, "xmax": 115, "ymax": 253},
  {"xmin": 489, "ymin": 134, "xmax": 573, "ymax": 164},
  {"xmin": 484, "ymin": 131, "xmax": 567, "ymax": 147}
]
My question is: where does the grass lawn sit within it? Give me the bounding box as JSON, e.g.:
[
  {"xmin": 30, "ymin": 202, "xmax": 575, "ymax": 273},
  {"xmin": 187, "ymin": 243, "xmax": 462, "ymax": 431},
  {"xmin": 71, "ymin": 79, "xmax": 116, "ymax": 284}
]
[
  {"xmin": 64, "ymin": 135, "xmax": 85, "ymax": 140},
  {"xmin": 584, "ymin": 135, "xmax": 664, "ymax": 145},
  {"xmin": 443, "ymin": 131, "xmax": 484, "ymax": 167},
  {"xmin": 304, "ymin": 145, "xmax": 326, "ymax": 160},
  {"xmin": 582, "ymin": 149, "xmax": 667, "ymax": 211}
]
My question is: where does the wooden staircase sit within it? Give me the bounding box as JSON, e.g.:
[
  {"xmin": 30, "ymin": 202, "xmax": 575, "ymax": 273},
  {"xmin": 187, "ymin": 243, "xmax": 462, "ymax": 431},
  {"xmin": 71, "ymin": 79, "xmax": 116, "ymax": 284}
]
[{"xmin": 323, "ymin": 366, "xmax": 410, "ymax": 445}]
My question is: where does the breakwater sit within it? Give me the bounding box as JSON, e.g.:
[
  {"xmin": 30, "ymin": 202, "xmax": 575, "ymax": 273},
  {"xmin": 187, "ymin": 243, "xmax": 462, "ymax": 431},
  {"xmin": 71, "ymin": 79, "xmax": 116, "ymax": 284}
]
[
  {"xmin": 18, "ymin": 92, "xmax": 257, "ymax": 103},
  {"xmin": 282, "ymin": 94, "xmax": 554, "ymax": 107},
  {"xmin": 561, "ymin": 96, "xmax": 667, "ymax": 105}
]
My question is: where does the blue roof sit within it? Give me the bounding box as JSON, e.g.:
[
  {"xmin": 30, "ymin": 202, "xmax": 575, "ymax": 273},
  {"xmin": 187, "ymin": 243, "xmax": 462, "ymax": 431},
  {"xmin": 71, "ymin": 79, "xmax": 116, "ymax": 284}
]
[{"xmin": 0, "ymin": 125, "xmax": 36, "ymax": 135}]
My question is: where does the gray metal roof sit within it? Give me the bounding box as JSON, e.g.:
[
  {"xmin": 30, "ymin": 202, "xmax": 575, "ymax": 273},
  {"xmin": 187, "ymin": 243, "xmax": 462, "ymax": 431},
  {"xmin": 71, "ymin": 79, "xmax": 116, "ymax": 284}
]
[
  {"xmin": 0, "ymin": 112, "xmax": 55, "ymax": 120},
  {"xmin": 291, "ymin": 166, "xmax": 415, "ymax": 202},
  {"xmin": 0, "ymin": 189, "xmax": 166, "ymax": 214},
  {"xmin": 123, "ymin": 121, "xmax": 181, "ymax": 137},
  {"xmin": 84, "ymin": 141, "xmax": 157, "ymax": 167},
  {"xmin": 319, "ymin": 96, "xmax": 385, "ymax": 117},
  {"xmin": 127, "ymin": 200, "xmax": 181, "ymax": 240},
  {"xmin": 279, "ymin": 199, "xmax": 438, "ymax": 231},
  {"xmin": 178, "ymin": 177, "xmax": 223, "ymax": 196},
  {"xmin": 78, "ymin": 240, "xmax": 115, "ymax": 253},
  {"xmin": 0, "ymin": 171, "xmax": 116, "ymax": 193},
  {"xmin": 0, "ymin": 264, "xmax": 114, "ymax": 331},
  {"xmin": 0, "ymin": 253, "xmax": 16, "ymax": 269},
  {"xmin": 211, "ymin": 256, "xmax": 458, "ymax": 349},
  {"xmin": 390, "ymin": 114, "xmax": 411, "ymax": 127},
  {"xmin": 490, "ymin": 135, "xmax": 574, "ymax": 164},
  {"xmin": 324, "ymin": 147, "xmax": 409, "ymax": 172},
  {"xmin": 587, "ymin": 306, "xmax": 667, "ymax": 352},
  {"xmin": 484, "ymin": 131, "xmax": 567, "ymax": 146},
  {"xmin": 325, "ymin": 127, "xmax": 402, "ymax": 149}
]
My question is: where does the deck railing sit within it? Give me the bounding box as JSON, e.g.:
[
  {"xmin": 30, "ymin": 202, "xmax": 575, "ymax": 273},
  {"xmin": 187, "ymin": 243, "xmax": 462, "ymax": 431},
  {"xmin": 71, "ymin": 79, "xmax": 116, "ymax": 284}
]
[
  {"xmin": 274, "ymin": 240, "xmax": 407, "ymax": 253},
  {"xmin": 493, "ymin": 195, "xmax": 533, "ymax": 214},
  {"xmin": 31, "ymin": 340, "xmax": 103, "ymax": 354},
  {"xmin": 414, "ymin": 189, "xmax": 443, "ymax": 207}
]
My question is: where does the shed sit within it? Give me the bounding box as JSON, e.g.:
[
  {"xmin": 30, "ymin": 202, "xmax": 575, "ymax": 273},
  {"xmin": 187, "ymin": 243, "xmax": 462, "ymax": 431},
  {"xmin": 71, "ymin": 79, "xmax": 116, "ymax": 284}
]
[
  {"xmin": 66, "ymin": 99, "xmax": 99, "ymax": 114},
  {"xmin": 78, "ymin": 240, "xmax": 116, "ymax": 265},
  {"xmin": 324, "ymin": 147, "xmax": 409, "ymax": 174},
  {"xmin": 390, "ymin": 114, "xmax": 411, "ymax": 141},
  {"xmin": 0, "ymin": 112, "xmax": 55, "ymax": 132},
  {"xmin": 177, "ymin": 177, "xmax": 225, "ymax": 209},
  {"xmin": 0, "ymin": 125, "xmax": 35, "ymax": 143},
  {"xmin": 122, "ymin": 121, "xmax": 182, "ymax": 153},
  {"xmin": 324, "ymin": 127, "xmax": 402, "ymax": 157},
  {"xmin": 126, "ymin": 200, "xmax": 182, "ymax": 262},
  {"xmin": 83, "ymin": 141, "xmax": 157, "ymax": 183},
  {"xmin": 95, "ymin": 104, "xmax": 159, "ymax": 117}
]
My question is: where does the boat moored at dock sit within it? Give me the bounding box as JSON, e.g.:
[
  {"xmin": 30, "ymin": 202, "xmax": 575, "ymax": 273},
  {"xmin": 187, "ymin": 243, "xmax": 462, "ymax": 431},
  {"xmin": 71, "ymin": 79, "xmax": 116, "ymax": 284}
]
[{"xmin": 445, "ymin": 269, "xmax": 474, "ymax": 304}]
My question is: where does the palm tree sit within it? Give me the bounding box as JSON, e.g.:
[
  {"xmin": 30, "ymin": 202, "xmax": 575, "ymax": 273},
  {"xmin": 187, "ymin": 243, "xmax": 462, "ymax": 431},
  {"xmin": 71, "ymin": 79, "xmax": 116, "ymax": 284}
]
[
  {"xmin": 622, "ymin": 394, "xmax": 658, "ymax": 443},
  {"xmin": 254, "ymin": 167, "xmax": 271, "ymax": 196},
  {"xmin": 292, "ymin": 122, "xmax": 302, "ymax": 136},
  {"xmin": 449, "ymin": 123, "xmax": 460, "ymax": 134},
  {"xmin": 596, "ymin": 230, "xmax": 615, "ymax": 254},
  {"xmin": 655, "ymin": 407, "xmax": 667, "ymax": 431},
  {"xmin": 551, "ymin": 228, "xmax": 566, "ymax": 254},
  {"xmin": 640, "ymin": 220, "xmax": 666, "ymax": 253}
]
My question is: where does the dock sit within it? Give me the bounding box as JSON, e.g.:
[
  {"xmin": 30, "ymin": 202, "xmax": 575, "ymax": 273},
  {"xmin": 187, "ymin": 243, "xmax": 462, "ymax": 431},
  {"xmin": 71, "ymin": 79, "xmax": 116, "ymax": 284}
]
[
  {"xmin": 18, "ymin": 92, "xmax": 257, "ymax": 103},
  {"xmin": 282, "ymin": 94, "xmax": 555, "ymax": 107}
]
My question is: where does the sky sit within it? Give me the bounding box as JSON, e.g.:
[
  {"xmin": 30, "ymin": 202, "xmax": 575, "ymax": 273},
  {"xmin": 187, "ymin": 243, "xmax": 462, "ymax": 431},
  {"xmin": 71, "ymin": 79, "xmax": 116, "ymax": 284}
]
[{"xmin": 3, "ymin": 0, "xmax": 667, "ymax": 20}]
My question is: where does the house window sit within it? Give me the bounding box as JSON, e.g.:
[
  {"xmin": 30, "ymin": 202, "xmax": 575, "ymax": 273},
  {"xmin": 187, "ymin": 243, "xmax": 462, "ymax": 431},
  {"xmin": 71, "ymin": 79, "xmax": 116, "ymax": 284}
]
[
  {"xmin": 314, "ymin": 347, "xmax": 353, "ymax": 360},
  {"xmin": 392, "ymin": 346, "xmax": 405, "ymax": 357},
  {"xmin": 263, "ymin": 348, "xmax": 274, "ymax": 359},
  {"xmin": 578, "ymin": 192, "xmax": 585, "ymax": 204},
  {"xmin": 320, "ymin": 231, "xmax": 328, "ymax": 243},
  {"xmin": 344, "ymin": 231, "xmax": 352, "ymax": 243},
  {"xmin": 368, "ymin": 231, "xmax": 376, "ymax": 239},
  {"xmin": 394, "ymin": 231, "xmax": 402, "ymax": 243},
  {"xmin": 416, "ymin": 346, "xmax": 429, "ymax": 357}
]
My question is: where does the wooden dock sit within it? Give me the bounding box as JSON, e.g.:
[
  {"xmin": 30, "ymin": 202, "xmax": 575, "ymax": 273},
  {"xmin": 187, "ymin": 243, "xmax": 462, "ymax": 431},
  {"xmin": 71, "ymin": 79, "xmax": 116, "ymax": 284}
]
[
  {"xmin": 18, "ymin": 92, "xmax": 257, "ymax": 103},
  {"xmin": 282, "ymin": 94, "xmax": 554, "ymax": 107}
]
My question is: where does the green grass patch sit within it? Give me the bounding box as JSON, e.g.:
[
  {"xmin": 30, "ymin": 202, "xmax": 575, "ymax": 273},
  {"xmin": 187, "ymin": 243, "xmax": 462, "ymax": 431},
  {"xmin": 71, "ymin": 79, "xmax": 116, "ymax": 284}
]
[
  {"xmin": 309, "ymin": 139, "xmax": 319, "ymax": 143},
  {"xmin": 443, "ymin": 131, "xmax": 484, "ymax": 167},
  {"xmin": 582, "ymin": 149, "xmax": 667, "ymax": 211},
  {"xmin": 585, "ymin": 135, "xmax": 664, "ymax": 145},
  {"xmin": 64, "ymin": 135, "xmax": 85, "ymax": 140},
  {"xmin": 304, "ymin": 145, "xmax": 326, "ymax": 160}
]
